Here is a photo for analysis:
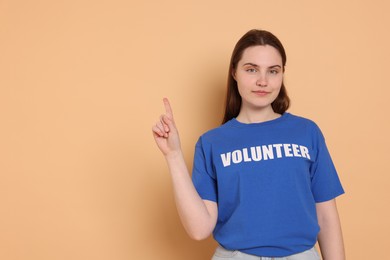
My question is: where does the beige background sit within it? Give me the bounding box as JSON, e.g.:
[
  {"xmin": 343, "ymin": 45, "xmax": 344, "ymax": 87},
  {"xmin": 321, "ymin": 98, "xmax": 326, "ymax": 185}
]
[{"xmin": 1, "ymin": 0, "xmax": 389, "ymax": 259}]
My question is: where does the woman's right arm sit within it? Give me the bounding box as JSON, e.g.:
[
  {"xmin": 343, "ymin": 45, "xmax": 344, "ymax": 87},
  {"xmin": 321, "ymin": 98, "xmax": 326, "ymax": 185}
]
[{"xmin": 152, "ymin": 98, "xmax": 218, "ymax": 240}]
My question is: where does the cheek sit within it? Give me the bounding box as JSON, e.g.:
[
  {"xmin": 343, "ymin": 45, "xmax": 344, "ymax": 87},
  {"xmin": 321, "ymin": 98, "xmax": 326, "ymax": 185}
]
[
  {"xmin": 271, "ymin": 76, "xmax": 283, "ymax": 89},
  {"xmin": 236, "ymin": 74, "xmax": 255, "ymax": 88},
  {"xmin": 236, "ymin": 80, "xmax": 252, "ymax": 96},
  {"xmin": 236, "ymin": 83, "xmax": 245, "ymax": 97}
]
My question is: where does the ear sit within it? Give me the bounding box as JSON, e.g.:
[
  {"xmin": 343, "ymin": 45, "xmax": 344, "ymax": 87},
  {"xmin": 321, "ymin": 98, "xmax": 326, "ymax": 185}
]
[{"xmin": 231, "ymin": 69, "xmax": 237, "ymax": 80}]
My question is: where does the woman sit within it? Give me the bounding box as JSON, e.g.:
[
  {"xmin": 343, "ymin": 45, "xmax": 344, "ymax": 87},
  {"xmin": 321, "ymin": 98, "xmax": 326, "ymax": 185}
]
[{"xmin": 152, "ymin": 29, "xmax": 345, "ymax": 260}]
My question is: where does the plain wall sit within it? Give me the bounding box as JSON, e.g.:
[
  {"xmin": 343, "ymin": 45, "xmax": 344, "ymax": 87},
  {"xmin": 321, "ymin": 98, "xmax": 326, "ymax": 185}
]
[{"xmin": 1, "ymin": 0, "xmax": 389, "ymax": 259}]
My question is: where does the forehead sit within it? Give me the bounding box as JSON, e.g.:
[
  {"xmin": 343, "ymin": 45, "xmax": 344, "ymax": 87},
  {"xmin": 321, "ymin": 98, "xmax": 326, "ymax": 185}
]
[{"xmin": 239, "ymin": 45, "xmax": 282, "ymax": 65}]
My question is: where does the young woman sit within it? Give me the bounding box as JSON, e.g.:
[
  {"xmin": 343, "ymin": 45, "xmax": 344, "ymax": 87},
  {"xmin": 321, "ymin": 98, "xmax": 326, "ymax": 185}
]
[{"xmin": 152, "ymin": 29, "xmax": 345, "ymax": 260}]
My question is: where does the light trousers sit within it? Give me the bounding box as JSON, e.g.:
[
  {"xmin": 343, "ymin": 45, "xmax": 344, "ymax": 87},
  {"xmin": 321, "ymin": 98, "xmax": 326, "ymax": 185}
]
[{"xmin": 212, "ymin": 246, "xmax": 321, "ymax": 260}]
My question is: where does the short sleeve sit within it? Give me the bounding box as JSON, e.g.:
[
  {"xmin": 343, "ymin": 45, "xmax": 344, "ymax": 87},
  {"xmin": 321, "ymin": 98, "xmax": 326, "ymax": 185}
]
[
  {"xmin": 310, "ymin": 126, "xmax": 345, "ymax": 203},
  {"xmin": 191, "ymin": 137, "xmax": 218, "ymax": 202}
]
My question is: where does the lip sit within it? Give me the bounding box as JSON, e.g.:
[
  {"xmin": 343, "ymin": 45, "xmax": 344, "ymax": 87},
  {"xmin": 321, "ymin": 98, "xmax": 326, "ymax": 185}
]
[{"xmin": 252, "ymin": 90, "xmax": 270, "ymax": 96}]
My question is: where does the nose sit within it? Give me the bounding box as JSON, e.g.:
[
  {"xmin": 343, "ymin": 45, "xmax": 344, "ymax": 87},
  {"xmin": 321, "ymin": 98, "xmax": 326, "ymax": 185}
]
[{"xmin": 256, "ymin": 73, "xmax": 268, "ymax": 87}]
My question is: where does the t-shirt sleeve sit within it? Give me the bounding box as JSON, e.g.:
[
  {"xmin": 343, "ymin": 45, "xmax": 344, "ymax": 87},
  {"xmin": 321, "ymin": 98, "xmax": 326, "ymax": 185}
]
[
  {"xmin": 310, "ymin": 125, "xmax": 345, "ymax": 203},
  {"xmin": 191, "ymin": 137, "xmax": 218, "ymax": 202}
]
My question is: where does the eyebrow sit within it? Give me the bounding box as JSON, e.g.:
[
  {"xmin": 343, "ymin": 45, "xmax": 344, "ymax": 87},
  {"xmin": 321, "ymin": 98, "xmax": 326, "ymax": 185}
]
[{"xmin": 243, "ymin": 63, "xmax": 282, "ymax": 69}]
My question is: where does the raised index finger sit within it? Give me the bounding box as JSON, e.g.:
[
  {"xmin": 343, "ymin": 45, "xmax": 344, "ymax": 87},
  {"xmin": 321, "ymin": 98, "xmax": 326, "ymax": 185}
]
[{"xmin": 163, "ymin": 98, "xmax": 173, "ymax": 117}]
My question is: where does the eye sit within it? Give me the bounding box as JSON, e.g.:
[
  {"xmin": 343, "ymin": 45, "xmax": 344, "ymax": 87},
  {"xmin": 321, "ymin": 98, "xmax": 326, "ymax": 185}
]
[
  {"xmin": 246, "ymin": 68, "xmax": 257, "ymax": 73},
  {"xmin": 269, "ymin": 69, "xmax": 279, "ymax": 74}
]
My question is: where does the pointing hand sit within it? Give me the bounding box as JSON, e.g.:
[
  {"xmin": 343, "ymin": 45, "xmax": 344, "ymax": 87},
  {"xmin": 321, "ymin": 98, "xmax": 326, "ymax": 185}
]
[{"xmin": 152, "ymin": 98, "xmax": 182, "ymax": 156}]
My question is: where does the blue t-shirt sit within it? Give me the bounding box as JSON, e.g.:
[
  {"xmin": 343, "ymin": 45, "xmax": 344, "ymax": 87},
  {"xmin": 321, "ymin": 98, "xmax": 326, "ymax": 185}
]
[{"xmin": 192, "ymin": 113, "xmax": 344, "ymax": 257}]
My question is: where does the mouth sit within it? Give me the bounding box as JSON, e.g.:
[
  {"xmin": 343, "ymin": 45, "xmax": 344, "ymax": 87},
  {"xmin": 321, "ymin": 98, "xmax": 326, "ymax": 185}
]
[{"xmin": 252, "ymin": 90, "xmax": 270, "ymax": 96}]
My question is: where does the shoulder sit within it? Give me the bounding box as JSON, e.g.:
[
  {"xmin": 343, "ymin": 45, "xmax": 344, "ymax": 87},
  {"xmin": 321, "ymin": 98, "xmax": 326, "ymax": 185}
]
[
  {"xmin": 287, "ymin": 113, "xmax": 328, "ymax": 147},
  {"xmin": 205, "ymin": 121, "xmax": 231, "ymax": 135},
  {"xmin": 286, "ymin": 113, "xmax": 317, "ymax": 125},
  {"xmin": 286, "ymin": 113, "xmax": 322, "ymax": 132},
  {"xmin": 195, "ymin": 120, "xmax": 236, "ymax": 146}
]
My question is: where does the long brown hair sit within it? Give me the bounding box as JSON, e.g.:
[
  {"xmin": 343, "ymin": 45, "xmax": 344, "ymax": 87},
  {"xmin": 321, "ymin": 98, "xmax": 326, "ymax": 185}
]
[{"xmin": 222, "ymin": 29, "xmax": 290, "ymax": 124}]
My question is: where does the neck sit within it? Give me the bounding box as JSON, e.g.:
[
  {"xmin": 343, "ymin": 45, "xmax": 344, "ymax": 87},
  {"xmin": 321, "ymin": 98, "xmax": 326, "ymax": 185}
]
[{"xmin": 236, "ymin": 107, "xmax": 281, "ymax": 124}]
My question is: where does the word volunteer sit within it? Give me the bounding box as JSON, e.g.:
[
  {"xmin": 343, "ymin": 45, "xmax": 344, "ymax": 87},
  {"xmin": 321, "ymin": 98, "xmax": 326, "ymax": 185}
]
[{"xmin": 220, "ymin": 143, "xmax": 311, "ymax": 167}]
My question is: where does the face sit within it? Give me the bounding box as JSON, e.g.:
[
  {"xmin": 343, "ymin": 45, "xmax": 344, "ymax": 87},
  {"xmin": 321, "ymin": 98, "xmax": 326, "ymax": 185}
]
[{"xmin": 233, "ymin": 45, "xmax": 284, "ymax": 113}]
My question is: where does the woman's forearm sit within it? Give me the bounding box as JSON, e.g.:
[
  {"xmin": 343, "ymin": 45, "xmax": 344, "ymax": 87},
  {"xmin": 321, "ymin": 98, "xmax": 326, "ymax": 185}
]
[
  {"xmin": 316, "ymin": 200, "xmax": 345, "ymax": 260},
  {"xmin": 165, "ymin": 151, "xmax": 217, "ymax": 240}
]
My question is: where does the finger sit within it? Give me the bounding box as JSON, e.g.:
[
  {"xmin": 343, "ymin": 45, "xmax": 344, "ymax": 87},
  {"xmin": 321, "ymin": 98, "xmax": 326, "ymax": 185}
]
[
  {"xmin": 160, "ymin": 115, "xmax": 170, "ymax": 133},
  {"xmin": 157, "ymin": 119, "xmax": 169, "ymax": 137},
  {"xmin": 163, "ymin": 98, "xmax": 174, "ymax": 118},
  {"xmin": 157, "ymin": 119, "xmax": 167, "ymax": 132},
  {"xmin": 152, "ymin": 124, "xmax": 168, "ymax": 138},
  {"xmin": 152, "ymin": 125, "xmax": 164, "ymax": 137},
  {"xmin": 162, "ymin": 114, "xmax": 177, "ymax": 133}
]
